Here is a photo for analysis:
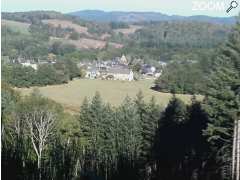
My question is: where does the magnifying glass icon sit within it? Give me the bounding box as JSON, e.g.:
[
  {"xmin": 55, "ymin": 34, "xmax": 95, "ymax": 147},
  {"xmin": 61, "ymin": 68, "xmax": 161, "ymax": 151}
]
[{"xmin": 226, "ymin": 1, "xmax": 238, "ymax": 13}]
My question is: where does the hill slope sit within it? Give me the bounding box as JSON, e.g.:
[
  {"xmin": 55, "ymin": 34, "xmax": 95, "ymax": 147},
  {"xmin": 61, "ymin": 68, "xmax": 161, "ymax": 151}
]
[{"xmin": 69, "ymin": 10, "xmax": 236, "ymax": 24}]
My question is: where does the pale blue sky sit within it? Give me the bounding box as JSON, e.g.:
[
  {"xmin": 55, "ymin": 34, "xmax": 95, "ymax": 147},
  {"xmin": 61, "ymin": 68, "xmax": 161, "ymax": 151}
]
[{"xmin": 1, "ymin": 0, "xmax": 239, "ymax": 17}]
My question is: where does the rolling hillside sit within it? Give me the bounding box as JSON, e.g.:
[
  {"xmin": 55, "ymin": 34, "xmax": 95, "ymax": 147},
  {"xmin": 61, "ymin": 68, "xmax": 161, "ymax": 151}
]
[
  {"xmin": 2, "ymin": 11, "xmax": 125, "ymax": 50},
  {"xmin": 1, "ymin": 19, "xmax": 30, "ymax": 34},
  {"xmin": 69, "ymin": 10, "xmax": 237, "ymax": 24},
  {"xmin": 1, "ymin": 10, "xmax": 232, "ymax": 61}
]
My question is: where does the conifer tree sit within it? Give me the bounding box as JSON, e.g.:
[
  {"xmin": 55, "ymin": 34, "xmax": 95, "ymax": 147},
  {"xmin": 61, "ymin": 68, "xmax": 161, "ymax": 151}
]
[
  {"xmin": 203, "ymin": 15, "xmax": 240, "ymax": 179},
  {"xmin": 79, "ymin": 97, "xmax": 91, "ymax": 152},
  {"xmin": 185, "ymin": 97, "xmax": 210, "ymax": 179},
  {"xmin": 99, "ymin": 104, "xmax": 117, "ymax": 179},
  {"xmin": 140, "ymin": 96, "xmax": 161, "ymax": 163},
  {"xmin": 153, "ymin": 96, "xmax": 187, "ymax": 180},
  {"xmin": 115, "ymin": 96, "xmax": 141, "ymax": 179}
]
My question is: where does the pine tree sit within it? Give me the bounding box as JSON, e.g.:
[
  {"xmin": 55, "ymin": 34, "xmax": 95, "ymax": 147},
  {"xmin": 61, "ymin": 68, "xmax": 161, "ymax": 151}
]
[
  {"xmin": 140, "ymin": 96, "xmax": 161, "ymax": 163},
  {"xmin": 79, "ymin": 97, "xmax": 91, "ymax": 152},
  {"xmin": 79, "ymin": 93, "xmax": 104, "ymax": 174},
  {"xmin": 134, "ymin": 91, "xmax": 147, "ymax": 161},
  {"xmin": 203, "ymin": 15, "xmax": 240, "ymax": 180},
  {"xmin": 115, "ymin": 96, "xmax": 141, "ymax": 180},
  {"xmin": 88, "ymin": 92, "xmax": 106, "ymax": 174},
  {"xmin": 153, "ymin": 96, "xmax": 187, "ymax": 180},
  {"xmin": 99, "ymin": 104, "xmax": 117, "ymax": 179},
  {"xmin": 185, "ymin": 97, "xmax": 210, "ymax": 179}
]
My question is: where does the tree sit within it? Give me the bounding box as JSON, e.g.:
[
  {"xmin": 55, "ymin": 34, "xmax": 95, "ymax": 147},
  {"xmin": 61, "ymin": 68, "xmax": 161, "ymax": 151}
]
[
  {"xmin": 141, "ymin": 97, "xmax": 161, "ymax": 161},
  {"xmin": 153, "ymin": 96, "xmax": 187, "ymax": 180},
  {"xmin": 17, "ymin": 94, "xmax": 58, "ymax": 179},
  {"xmin": 115, "ymin": 96, "xmax": 141, "ymax": 180},
  {"xmin": 79, "ymin": 97, "xmax": 92, "ymax": 159},
  {"xmin": 203, "ymin": 15, "xmax": 240, "ymax": 180},
  {"xmin": 139, "ymin": 96, "xmax": 161, "ymax": 180},
  {"xmin": 185, "ymin": 97, "xmax": 210, "ymax": 179},
  {"xmin": 64, "ymin": 60, "xmax": 80, "ymax": 80},
  {"xmin": 69, "ymin": 31, "xmax": 80, "ymax": 40}
]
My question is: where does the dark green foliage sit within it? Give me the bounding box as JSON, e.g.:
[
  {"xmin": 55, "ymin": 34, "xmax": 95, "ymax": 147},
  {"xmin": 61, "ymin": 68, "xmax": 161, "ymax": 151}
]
[
  {"xmin": 152, "ymin": 96, "xmax": 216, "ymax": 180},
  {"xmin": 49, "ymin": 41, "xmax": 76, "ymax": 56},
  {"xmin": 2, "ymin": 22, "xmax": 49, "ymax": 59},
  {"xmin": 2, "ymin": 60, "xmax": 80, "ymax": 87},
  {"xmin": 29, "ymin": 23, "xmax": 50, "ymax": 41},
  {"xmin": 153, "ymin": 96, "xmax": 187, "ymax": 180},
  {"xmin": 2, "ymin": 11, "xmax": 87, "ymax": 26},
  {"xmin": 155, "ymin": 60, "xmax": 208, "ymax": 94},
  {"xmin": 87, "ymin": 22, "xmax": 112, "ymax": 35},
  {"xmin": 2, "ymin": 11, "xmax": 66, "ymax": 24},
  {"xmin": 78, "ymin": 93, "xmax": 161, "ymax": 180},
  {"xmin": 140, "ymin": 97, "xmax": 161, "ymax": 162},
  {"xmin": 202, "ymin": 16, "xmax": 240, "ymax": 179},
  {"xmin": 2, "ymin": 64, "xmax": 37, "ymax": 87},
  {"xmin": 132, "ymin": 21, "xmax": 230, "ymax": 49},
  {"xmin": 1, "ymin": 84, "xmax": 232, "ymax": 180},
  {"xmin": 110, "ymin": 22, "xmax": 129, "ymax": 29},
  {"xmin": 69, "ymin": 31, "xmax": 80, "ymax": 40}
]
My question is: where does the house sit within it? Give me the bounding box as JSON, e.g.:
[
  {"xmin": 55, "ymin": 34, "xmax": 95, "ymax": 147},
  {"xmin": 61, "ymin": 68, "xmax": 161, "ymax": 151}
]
[
  {"xmin": 84, "ymin": 63, "xmax": 134, "ymax": 81},
  {"xmin": 19, "ymin": 59, "xmax": 38, "ymax": 70},
  {"xmin": 21, "ymin": 62, "xmax": 38, "ymax": 70},
  {"xmin": 85, "ymin": 66, "xmax": 100, "ymax": 79},
  {"xmin": 158, "ymin": 61, "xmax": 167, "ymax": 67},
  {"xmin": 106, "ymin": 66, "xmax": 134, "ymax": 81},
  {"xmin": 141, "ymin": 64, "xmax": 156, "ymax": 76}
]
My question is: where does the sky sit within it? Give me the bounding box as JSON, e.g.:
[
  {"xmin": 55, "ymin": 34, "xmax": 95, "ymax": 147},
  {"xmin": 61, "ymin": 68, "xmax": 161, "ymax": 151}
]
[{"xmin": 1, "ymin": 0, "xmax": 239, "ymax": 17}]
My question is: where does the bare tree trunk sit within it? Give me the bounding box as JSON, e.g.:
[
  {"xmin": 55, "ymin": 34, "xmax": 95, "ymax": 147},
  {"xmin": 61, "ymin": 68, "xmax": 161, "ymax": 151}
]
[
  {"xmin": 236, "ymin": 120, "xmax": 240, "ymax": 180},
  {"xmin": 38, "ymin": 150, "xmax": 42, "ymax": 180},
  {"xmin": 75, "ymin": 158, "xmax": 80, "ymax": 177},
  {"xmin": 25, "ymin": 110, "xmax": 56, "ymax": 180},
  {"xmin": 38, "ymin": 154, "xmax": 41, "ymax": 169},
  {"xmin": 232, "ymin": 120, "xmax": 237, "ymax": 180}
]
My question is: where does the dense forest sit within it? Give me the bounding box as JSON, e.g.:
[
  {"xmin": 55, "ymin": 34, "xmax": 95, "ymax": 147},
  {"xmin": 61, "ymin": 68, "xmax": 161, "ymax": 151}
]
[
  {"xmin": 154, "ymin": 18, "xmax": 239, "ymax": 94},
  {"xmin": 0, "ymin": 84, "xmax": 225, "ymax": 180},
  {"xmin": 2, "ymin": 60, "xmax": 83, "ymax": 87}
]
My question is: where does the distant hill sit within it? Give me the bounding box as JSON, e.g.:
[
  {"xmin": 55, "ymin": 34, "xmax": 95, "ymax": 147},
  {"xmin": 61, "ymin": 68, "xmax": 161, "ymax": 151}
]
[
  {"xmin": 1, "ymin": 10, "xmax": 232, "ymax": 61},
  {"xmin": 69, "ymin": 10, "xmax": 236, "ymax": 24}
]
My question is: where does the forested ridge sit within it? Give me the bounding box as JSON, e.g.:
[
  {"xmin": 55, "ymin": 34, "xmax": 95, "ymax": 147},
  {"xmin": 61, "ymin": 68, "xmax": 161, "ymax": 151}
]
[
  {"xmin": 1, "ymin": 12, "xmax": 240, "ymax": 180},
  {"xmin": 1, "ymin": 11, "xmax": 231, "ymax": 61}
]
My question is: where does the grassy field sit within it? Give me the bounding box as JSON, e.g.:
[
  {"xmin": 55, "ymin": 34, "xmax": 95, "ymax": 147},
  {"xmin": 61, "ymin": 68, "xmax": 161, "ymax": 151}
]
[
  {"xmin": 2, "ymin": 20, "xmax": 30, "ymax": 34},
  {"xmin": 18, "ymin": 79, "xmax": 200, "ymax": 113}
]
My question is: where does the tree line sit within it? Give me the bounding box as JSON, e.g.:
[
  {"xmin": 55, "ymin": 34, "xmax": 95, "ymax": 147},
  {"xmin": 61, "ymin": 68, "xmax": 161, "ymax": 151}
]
[
  {"xmin": 154, "ymin": 15, "xmax": 240, "ymax": 94},
  {"xmin": 2, "ymin": 59, "xmax": 82, "ymax": 87},
  {"xmin": 2, "ymin": 81, "xmax": 238, "ymax": 180}
]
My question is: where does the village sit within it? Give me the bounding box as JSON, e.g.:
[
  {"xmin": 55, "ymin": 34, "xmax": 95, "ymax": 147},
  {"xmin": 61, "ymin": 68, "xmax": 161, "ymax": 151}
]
[{"xmin": 6, "ymin": 54, "xmax": 167, "ymax": 81}]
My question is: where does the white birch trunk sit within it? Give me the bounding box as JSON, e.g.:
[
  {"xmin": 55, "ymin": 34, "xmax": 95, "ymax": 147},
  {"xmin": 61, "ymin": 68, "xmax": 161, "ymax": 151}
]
[
  {"xmin": 236, "ymin": 120, "xmax": 240, "ymax": 180},
  {"xmin": 232, "ymin": 120, "xmax": 237, "ymax": 180}
]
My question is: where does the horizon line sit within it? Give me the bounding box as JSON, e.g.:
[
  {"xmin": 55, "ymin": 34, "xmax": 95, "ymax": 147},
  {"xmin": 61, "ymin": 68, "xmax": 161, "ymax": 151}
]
[{"xmin": 1, "ymin": 9, "xmax": 236, "ymax": 18}]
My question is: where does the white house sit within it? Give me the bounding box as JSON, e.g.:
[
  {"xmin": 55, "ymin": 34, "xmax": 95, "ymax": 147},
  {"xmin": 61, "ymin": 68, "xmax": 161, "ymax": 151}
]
[
  {"xmin": 107, "ymin": 67, "xmax": 134, "ymax": 81},
  {"xmin": 21, "ymin": 62, "xmax": 38, "ymax": 70},
  {"xmin": 85, "ymin": 66, "xmax": 100, "ymax": 79},
  {"xmin": 141, "ymin": 64, "xmax": 156, "ymax": 76}
]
